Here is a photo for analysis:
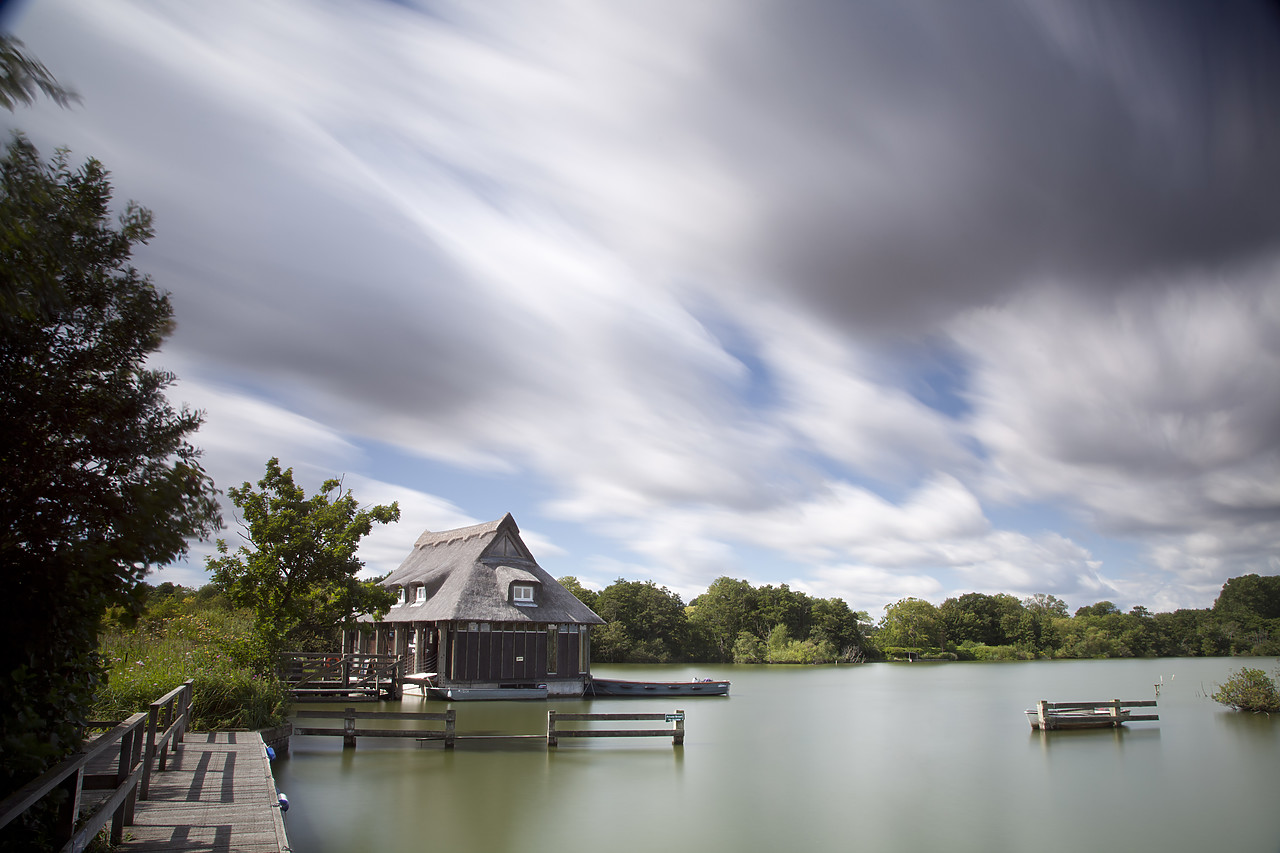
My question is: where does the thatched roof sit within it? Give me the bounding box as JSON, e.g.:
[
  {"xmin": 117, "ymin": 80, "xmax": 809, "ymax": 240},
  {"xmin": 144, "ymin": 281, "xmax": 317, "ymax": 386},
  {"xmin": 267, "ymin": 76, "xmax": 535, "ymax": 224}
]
[{"xmin": 369, "ymin": 513, "xmax": 604, "ymax": 626}]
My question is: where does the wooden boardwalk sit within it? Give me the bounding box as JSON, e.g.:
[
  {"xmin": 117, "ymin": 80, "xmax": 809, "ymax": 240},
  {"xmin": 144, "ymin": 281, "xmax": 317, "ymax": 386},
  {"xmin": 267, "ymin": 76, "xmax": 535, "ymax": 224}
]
[{"xmin": 116, "ymin": 732, "xmax": 290, "ymax": 853}]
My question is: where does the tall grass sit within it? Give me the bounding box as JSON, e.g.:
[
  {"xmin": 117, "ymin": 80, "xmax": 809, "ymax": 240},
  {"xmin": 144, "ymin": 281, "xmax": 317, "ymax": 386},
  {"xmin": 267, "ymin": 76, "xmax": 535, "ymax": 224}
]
[{"xmin": 95, "ymin": 601, "xmax": 288, "ymax": 730}]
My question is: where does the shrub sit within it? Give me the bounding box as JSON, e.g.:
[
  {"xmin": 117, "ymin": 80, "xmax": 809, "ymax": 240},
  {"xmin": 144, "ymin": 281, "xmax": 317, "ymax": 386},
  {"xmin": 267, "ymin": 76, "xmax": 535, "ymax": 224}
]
[
  {"xmin": 1212, "ymin": 667, "xmax": 1280, "ymax": 712},
  {"xmin": 93, "ymin": 604, "xmax": 289, "ymax": 730}
]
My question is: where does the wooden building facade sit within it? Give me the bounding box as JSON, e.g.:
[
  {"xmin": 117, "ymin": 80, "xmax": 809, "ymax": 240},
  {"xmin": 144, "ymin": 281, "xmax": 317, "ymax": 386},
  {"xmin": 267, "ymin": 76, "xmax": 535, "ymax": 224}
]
[{"xmin": 352, "ymin": 514, "xmax": 604, "ymax": 696}]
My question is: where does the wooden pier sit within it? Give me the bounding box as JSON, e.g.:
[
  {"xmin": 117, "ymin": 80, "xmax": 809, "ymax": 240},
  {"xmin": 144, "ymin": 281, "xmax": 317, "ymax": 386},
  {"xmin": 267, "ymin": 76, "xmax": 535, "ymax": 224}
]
[
  {"xmin": 113, "ymin": 731, "xmax": 289, "ymax": 853},
  {"xmin": 279, "ymin": 652, "xmax": 403, "ymax": 701},
  {"xmin": 0, "ymin": 680, "xmax": 290, "ymax": 852},
  {"xmin": 1028, "ymin": 699, "xmax": 1159, "ymax": 731}
]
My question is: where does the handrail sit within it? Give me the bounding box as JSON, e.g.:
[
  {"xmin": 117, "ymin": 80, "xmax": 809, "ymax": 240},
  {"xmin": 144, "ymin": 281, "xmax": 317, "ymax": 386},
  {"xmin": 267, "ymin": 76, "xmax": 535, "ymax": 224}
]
[
  {"xmin": 0, "ymin": 678, "xmax": 194, "ymax": 851},
  {"xmin": 140, "ymin": 680, "xmax": 193, "ymax": 799}
]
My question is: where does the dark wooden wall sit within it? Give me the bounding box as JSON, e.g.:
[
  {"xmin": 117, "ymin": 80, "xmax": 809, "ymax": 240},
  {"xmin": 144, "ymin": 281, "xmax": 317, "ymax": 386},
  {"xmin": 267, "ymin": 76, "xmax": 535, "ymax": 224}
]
[{"xmin": 445, "ymin": 625, "xmax": 586, "ymax": 682}]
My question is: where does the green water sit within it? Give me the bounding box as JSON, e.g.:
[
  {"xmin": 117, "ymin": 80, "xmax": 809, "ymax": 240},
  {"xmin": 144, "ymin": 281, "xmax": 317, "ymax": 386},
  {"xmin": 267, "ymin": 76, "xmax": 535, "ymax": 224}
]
[{"xmin": 272, "ymin": 657, "xmax": 1280, "ymax": 853}]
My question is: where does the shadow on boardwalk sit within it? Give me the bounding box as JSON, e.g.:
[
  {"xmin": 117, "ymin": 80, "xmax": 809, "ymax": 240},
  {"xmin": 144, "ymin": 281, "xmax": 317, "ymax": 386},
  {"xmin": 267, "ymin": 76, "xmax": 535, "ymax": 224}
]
[{"xmin": 119, "ymin": 732, "xmax": 289, "ymax": 853}]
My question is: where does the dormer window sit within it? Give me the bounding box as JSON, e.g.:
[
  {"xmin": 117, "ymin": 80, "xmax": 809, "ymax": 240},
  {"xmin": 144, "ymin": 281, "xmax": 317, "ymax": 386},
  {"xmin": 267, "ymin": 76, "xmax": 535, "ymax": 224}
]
[
  {"xmin": 415, "ymin": 585, "xmax": 427, "ymax": 604},
  {"xmin": 396, "ymin": 587, "xmax": 406, "ymax": 605},
  {"xmin": 513, "ymin": 584, "xmax": 535, "ymax": 606}
]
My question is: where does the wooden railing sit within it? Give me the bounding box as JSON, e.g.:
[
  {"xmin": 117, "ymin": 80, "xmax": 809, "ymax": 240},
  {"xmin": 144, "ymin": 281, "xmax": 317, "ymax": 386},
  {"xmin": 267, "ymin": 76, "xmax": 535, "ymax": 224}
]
[
  {"xmin": 280, "ymin": 652, "xmax": 404, "ymax": 700},
  {"xmin": 0, "ymin": 679, "xmax": 193, "ymax": 851},
  {"xmin": 547, "ymin": 710, "xmax": 685, "ymax": 747},
  {"xmin": 293, "ymin": 706, "xmax": 456, "ymax": 748}
]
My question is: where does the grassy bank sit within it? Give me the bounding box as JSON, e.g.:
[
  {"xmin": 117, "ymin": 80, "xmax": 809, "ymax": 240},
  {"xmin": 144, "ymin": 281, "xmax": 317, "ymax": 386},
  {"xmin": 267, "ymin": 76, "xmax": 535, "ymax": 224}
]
[{"xmin": 94, "ymin": 591, "xmax": 288, "ymax": 730}]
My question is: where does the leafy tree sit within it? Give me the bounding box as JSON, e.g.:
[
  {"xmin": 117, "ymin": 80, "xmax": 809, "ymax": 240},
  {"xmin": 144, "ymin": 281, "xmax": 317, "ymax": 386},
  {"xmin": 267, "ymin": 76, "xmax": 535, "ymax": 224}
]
[
  {"xmin": 0, "ymin": 136, "xmax": 220, "ymax": 811},
  {"xmin": 879, "ymin": 598, "xmax": 944, "ymax": 651},
  {"xmin": 1023, "ymin": 593, "xmax": 1069, "ymax": 617},
  {"xmin": 0, "ymin": 36, "xmax": 77, "ymax": 112},
  {"xmin": 810, "ymin": 596, "xmax": 869, "ymax": 661},
  {"xmin": 1075, "ymin": 601, "xmax": 1121, "ymax": 618},
  {"xmin": 686, "ymin": 577, "xmax": 757, "ymax": 661},
  {"xmin": 592, "ymin": 579, "xmax": 688, "ymax": 662},
  {"xmin": 732, "ymin": 630, "xmax": 766, "ymax": 663},
  {"xmin": 207, "ymin": 458, "xmax": 399, "ymax": 668},
  {"xmin": 557, "ymin": 576, "xmax": 599, "ymax": 612},
  {"xmin": 1213, "ymin": 574, "xmax": 1280, "ymax": 620},
  {"xmin": 1212, "ymin": 667, "xmax": 1280, "ymax": 712}
]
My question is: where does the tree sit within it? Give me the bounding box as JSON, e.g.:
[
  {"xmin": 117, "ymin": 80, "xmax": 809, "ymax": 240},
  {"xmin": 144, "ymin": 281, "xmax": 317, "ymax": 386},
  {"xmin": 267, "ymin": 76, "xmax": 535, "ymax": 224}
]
[
  {"xmin": 0, "ymin": 137, "xmax": 220, "ymax": 806},
  {"xmin": 0, "ymin": 35, "xmax": 77, "ymax": 112},
  {"xmin": 878, "ymin": 598, "xmax": 944, "ymax": 651},
  {"xmin": 1211, "ymin": 667, "xmax": 1280, "ymax": 713},
  {"xmin": 1213, "ymin": 574, "xmax": 1280, "ymax": 620},
  {"xmin": 207, "ymin": 458, "xmax": 399, "ymax": 667},
  {"xmin": 686, "ymin": 577, "xmax": 757, "ymax": 661},
  {"xmin": 557, "ymin": 576, "xmax": 599, "ymax": 612},
  {"xmin": 591, "ymin": 579, "xmax": 688, "ymax": 662}
]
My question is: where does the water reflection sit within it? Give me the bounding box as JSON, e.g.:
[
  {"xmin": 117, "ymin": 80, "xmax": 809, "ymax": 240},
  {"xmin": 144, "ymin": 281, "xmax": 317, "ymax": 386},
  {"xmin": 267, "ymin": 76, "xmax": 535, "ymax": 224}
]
[{"xmin": 275, "ymin": 658, "xmax": 1280, "ymax": 853}]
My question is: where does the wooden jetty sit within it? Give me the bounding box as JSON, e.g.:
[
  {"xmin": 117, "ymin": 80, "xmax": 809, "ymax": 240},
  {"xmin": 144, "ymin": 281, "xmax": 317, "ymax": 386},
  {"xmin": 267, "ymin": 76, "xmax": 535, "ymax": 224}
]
[
  {"xmin": 114, "ymin": 731, "xmax": 288, "ymax": 853},
  {"xmin": 1027, "ymin": 699, "xmax": 1158, "ymax": 731},
  {"xmin": 0, "ymin": 680, "xmax": 290, "ymax": 852},
  {"xmin": 289, "ymin": 708, "xmax": 687, "ymax": 749},
  {"xmin": 280, "ymin": 652, "xmax": 403, "ymax": 701}
]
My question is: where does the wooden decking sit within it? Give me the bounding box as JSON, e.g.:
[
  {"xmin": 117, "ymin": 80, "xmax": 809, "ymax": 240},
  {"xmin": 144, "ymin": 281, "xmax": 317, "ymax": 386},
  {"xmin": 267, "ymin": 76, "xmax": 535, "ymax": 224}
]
[{"xmin": 116, "ymin": 732, "xmax": 289, "ymax": 853}]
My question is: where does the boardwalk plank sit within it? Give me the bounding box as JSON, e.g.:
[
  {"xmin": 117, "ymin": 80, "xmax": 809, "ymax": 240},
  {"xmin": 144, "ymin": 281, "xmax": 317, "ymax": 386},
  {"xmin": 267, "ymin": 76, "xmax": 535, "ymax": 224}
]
[{"xmin": 119, "ymin": 732, "xmax": 290, "ymax": 853}]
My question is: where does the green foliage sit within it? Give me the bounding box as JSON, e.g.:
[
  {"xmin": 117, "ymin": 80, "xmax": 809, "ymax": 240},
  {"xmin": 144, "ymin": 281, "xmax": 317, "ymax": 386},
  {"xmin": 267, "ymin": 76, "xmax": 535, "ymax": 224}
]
[
  {"xmin": 1214, "ymin": 575, "xmax": 1280, "ymax": 620},
  {"xmin": 732, "ymin": 631, "xmax": 766, "ymax": 663},
  {"xmin": 208, "ymin": 458, "xmax": 399, "ymax": 670},
  {"xmin": 687, "ymin": 577, "xmax": 757, "ymax": 661},
  {"xmin": 1212, "ymin": 667, "xmax": 1280, "ymax": 713},
  {"xmin": 95, "ymin": 597, "xmax": 288, "ymax": 730},
  {"xmin": 0, "ymin": 36, "xmax": 77, "ymax": 114},
  {"xmin": 592, "ymin": 579, "xmax": 688, "ymax": 663},
  {"xmin": 557, "ymin": 576, "xmax": 599, "ymax": 612},
  {"xmin": 878, "ymin": 598, "xmax": 944, "ymax": 650},
  {"xmin": 686, "ymin": 577, "xmax": 871, "ymax": 663},
  {"xmin": 0, "ymin": 136, "xmax": 220, "ymax": 803}
]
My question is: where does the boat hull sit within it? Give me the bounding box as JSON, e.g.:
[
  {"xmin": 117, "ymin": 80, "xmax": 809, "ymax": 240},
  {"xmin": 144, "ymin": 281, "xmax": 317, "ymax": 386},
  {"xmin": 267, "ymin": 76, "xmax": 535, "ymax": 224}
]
[
  {"xmin": 432, "ymin": 686, "xmax": 549, "ymax": 701},
  {"xmin": 588, "ymin": 678, "xmax": 730, "ymax": 697}
]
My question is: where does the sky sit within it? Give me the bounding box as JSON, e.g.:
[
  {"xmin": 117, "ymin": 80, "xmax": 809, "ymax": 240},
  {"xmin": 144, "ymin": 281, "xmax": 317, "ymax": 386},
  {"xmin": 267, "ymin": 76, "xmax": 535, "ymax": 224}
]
[{"xmin": 6, "ymin": 0, "xmax": 1280, "ymax": 616}]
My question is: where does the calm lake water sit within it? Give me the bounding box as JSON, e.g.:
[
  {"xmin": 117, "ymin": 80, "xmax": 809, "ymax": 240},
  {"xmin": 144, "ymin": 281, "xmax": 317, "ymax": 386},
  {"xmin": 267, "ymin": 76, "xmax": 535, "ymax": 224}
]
[{"xmin": 272, "ymin": 657, "xmax": 1280, "ymax": 853}]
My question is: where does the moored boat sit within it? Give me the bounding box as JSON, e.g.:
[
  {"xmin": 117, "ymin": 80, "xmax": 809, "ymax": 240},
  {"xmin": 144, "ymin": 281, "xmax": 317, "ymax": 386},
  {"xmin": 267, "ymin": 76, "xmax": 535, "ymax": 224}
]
[{"xmin": 588, "ymin": 677, "xmax": 730, "ymax": 697}]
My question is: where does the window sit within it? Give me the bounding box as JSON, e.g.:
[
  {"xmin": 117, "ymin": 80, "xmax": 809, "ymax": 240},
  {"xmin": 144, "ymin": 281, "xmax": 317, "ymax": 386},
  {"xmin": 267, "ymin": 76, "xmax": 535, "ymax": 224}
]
[
  {"xmin": 415, "ymin": 585, "xmax": 427, "ymax": 604},
  {"xmin": 513, "ymin": 584, "xmax": 535, "ymax": 606},
  {"xmin": 396, "ymin": 587, "xmax": 406, "ymax": 605}
]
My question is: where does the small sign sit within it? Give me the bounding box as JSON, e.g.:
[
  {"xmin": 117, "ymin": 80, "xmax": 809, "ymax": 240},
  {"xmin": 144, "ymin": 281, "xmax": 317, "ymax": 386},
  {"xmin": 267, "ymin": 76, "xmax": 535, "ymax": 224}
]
[
  {"xmin": 665, "ymin": 713, "xmax": 684, "ymax": 722},
  {"xmin": 515, "ymin": 656, "xmax": 524, "ymax": 662}
]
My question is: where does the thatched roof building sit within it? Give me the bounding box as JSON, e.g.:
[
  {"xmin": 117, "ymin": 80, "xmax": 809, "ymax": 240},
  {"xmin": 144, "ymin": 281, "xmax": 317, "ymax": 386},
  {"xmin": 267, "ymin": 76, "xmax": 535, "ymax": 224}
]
[{"xmin": 353, "ymin": 514, "xmax": 603, "ymax": 697}]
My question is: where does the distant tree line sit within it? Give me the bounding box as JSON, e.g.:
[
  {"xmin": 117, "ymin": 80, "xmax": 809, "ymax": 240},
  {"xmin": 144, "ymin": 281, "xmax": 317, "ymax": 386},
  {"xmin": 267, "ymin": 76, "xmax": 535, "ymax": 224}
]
[
  {"xmin": 561, "ymin": 576, "xmax": 875, "ymax": 664},
  {"xmin": 560, "ymin": 574, "xmax": 1280, "ymax": 664}
]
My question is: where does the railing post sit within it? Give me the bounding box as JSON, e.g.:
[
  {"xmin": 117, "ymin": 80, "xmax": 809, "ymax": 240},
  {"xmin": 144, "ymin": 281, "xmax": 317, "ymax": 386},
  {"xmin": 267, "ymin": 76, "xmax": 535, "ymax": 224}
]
[
  {"xmin": 343, "ymin": 708, "xmax": 357, "ymax": 749},
  {"xmin": 178, "ymin": 679, "xmax": 193, "ymax": 746},
  {"xmin": 444, "ymin": 709, "xmax": 456, "ymax": 749},
  {"xmin": 110, "ymin": 727, "xmax": 134, "ymax": 844},
  {"xmin": 673, "ymin": 709, "xmax": 685, "ymax": 746},
  {"xmin": 123, "ymin": 720, "xmax": 143, "ymax": 826},
  {"xmin": 51, "ymin": 767, "xmax": 83, "ymax": 850},
  {"xmin": 547, "ymin": 710, "xmax": 557, "ymax": 747},
  {"xmin": 341, "ymin": 655, "xmax": 351, "ymax": 688},
  {"xmin": 140, "ymin": 703, "xmax": 159, "ymax": 800}
]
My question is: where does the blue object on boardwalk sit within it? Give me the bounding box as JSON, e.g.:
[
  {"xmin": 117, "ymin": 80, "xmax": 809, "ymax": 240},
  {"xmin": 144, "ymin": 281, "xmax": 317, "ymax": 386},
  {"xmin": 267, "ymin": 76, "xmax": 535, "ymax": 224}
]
[
  {"xmin": 266, "ymin": 746, "xmax": 276, "ymax": 761},
  {"xmin": 278, "ymin": 793, "xmax": 289, "ymax": 813}
]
